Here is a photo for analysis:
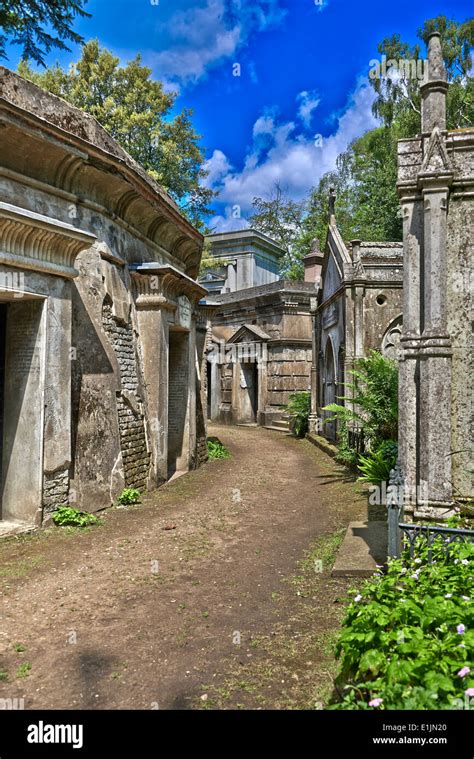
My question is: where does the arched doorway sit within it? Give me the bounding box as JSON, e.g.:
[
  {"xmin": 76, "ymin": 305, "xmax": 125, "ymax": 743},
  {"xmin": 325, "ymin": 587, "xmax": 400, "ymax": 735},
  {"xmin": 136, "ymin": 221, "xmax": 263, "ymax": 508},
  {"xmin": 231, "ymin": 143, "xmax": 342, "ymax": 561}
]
[{"xmin": 323, "ymin": 338, "xmax": 337, "ymax": 441}]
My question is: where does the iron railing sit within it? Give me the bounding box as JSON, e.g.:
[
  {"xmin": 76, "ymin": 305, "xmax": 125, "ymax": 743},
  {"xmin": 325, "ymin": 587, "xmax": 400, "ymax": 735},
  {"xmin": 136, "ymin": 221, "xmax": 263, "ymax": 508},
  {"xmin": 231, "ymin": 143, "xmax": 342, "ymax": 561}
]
[{"xmin": 399, "ymin": 523, "xmax": 474, "ymax": 563}]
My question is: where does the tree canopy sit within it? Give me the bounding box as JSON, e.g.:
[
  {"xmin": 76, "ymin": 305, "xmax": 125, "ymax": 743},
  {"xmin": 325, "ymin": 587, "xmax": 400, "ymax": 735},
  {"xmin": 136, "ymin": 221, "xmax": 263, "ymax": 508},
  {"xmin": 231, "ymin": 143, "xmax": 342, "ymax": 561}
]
[
  {"xmin": 0, "ymin": 0, "xmax": 90, "ymax": 66},
  {"xmin": 250, "ymin": 16, "xmax": 473, "ymax": 279},
  {"xmin": 18, "ymin": 41, "xmax": 214, "ymax": 227}
]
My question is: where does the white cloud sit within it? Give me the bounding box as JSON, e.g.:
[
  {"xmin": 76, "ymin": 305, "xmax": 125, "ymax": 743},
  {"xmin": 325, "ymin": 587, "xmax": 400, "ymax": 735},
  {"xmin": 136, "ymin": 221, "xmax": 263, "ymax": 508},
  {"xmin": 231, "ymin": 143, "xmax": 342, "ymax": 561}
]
[
  {"xmin": 208, "ymin": 211, "xmax": 250, "ymax": 233},
  {"xmin": 297, "ymin": 90, "xmax": 320, "ymax": 127},
  {"xmin": 206, "ymin": 77, "xmax": 379, "ymax": 230},
  {"xmin": 149, "ymin": 0, "xmax": 286, "ymax": 86}
]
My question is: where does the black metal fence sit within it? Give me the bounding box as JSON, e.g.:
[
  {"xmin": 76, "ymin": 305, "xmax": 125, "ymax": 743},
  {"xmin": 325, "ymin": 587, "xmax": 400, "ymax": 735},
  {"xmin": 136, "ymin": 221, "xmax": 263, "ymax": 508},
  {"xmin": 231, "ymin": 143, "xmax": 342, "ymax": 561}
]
[{"xmin": 399, "ymin": 523, "xmax": 474, "ymax": 563}]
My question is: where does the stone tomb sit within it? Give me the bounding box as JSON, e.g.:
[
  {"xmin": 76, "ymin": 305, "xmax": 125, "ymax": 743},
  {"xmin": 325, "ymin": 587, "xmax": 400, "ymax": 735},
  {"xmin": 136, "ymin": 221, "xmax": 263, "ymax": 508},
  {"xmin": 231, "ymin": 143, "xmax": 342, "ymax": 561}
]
[{"xmin": 0, "ymin": 68, "xmax": 207, "ymax": 530}]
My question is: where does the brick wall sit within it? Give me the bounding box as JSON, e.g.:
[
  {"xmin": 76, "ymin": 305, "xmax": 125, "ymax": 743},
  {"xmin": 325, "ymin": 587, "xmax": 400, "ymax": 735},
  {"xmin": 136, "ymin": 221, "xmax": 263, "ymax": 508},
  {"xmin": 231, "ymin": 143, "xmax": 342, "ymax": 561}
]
[
  {"xmin": 43, "ymin": 469, "xmax": 69, "ymax": 513},
  {"xmin": 102, "ymin": 298, "xmax": 150, "ymax": 490},
  {"xmin": 168, "ymin": 332, "xmax": 189, "ymax": 467}
]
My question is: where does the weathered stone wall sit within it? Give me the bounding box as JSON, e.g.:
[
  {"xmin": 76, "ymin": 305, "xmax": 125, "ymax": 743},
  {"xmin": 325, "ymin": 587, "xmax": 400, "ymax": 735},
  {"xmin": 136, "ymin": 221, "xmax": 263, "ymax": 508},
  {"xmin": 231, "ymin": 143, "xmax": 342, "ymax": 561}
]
[
  {"xmin": 0, "ymin": 67, "xmax": 204, "ymax": 526},
  {"xmin": 267, "ymin": 345, "xmax": 312, "ymax": 407},
  {"xmin": 43, "ymin": 470, "xmax": 69, "ymax": 514},
  {"xmin": 447, "ymin": 196, "xmax": 473, "ymax": 498},
  {"xmin": 396, "ymin": 32, "xmax": 473, "ymax": 516},
  {"xmin": 102, "ymin": 298, "xmax": 150, "ymax": 490}
]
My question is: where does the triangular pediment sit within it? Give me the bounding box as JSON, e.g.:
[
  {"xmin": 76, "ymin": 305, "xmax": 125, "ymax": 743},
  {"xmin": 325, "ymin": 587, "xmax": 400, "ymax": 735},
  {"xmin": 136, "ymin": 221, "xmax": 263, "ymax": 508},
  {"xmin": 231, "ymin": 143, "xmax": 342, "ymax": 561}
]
[
  {"xmin": 318, "ymin": 222, "xmax": 350, "ymax": 306},
  {"xmin": 227, "ymin": 324, "xmax": 271, "ymax": 344},
  {"xmin": 420, "ymin": 127, "xmax": 452, "ymax": 174}
]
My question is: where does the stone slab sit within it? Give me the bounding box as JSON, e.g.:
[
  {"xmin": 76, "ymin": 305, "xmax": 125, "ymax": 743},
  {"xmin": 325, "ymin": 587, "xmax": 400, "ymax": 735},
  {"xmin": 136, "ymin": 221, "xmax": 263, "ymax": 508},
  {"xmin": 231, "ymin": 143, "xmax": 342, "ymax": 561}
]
[
  {"xmin": 306, "ymin": 432, "xmax": 339, "ymax": 459},
  {"xmin": 332, "ymin": 521, "xmax": 387, "ymax": 577}
]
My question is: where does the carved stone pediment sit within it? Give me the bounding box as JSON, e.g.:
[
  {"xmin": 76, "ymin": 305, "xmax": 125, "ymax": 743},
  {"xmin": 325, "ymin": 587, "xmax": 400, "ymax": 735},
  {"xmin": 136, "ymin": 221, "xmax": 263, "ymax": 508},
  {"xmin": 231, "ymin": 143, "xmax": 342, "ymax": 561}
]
[
  {"xmin": 420, "ymin": 126, "xmax": 452, "ymax": 176},
  {"xmin": 0, "ymin": 202, "xmax": 96, "ymax": 279}
]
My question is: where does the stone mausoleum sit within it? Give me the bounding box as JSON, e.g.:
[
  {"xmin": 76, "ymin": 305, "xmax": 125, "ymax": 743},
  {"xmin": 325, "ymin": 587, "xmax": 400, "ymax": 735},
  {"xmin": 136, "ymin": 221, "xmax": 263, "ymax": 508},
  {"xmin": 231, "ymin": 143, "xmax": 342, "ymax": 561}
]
[
  {"xmin": 397, "ymin": 32, "xmax": 473, "ymax": 518},
  {"xmin": 0, "ymin": 68, "xmax": 207, "ymax": 532},
  {"xmin": 311, "ymin": 198, "xmax": 404, "ymax": 441},
  {"xmin": 200, "ymin": 228, "xmax": 282, "ymax": 294},
  {"xmin": 201, "ymin": 230, "xmax": 317, "ymax": 429}
]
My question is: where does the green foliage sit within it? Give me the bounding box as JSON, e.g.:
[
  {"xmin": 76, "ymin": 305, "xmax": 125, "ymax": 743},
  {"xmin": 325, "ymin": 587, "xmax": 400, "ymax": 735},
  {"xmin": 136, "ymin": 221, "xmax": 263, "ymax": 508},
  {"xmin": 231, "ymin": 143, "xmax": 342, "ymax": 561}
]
[
  {"xmin": 17, "ymin": 40, "xmax": 214, "ymax": 226},
  {"xmin": 13, "ymin": 642, "xmax": 26, "ymax": 653},
  {"xmin": 117, "ymin": 488, "xmax": 141, "ymax": 505},
  {"xmin": 16, "ymin": 662, "xmax": 32, "ymax": 679},
  {"xmin": 372, "ymin": 18, "xmax": 474, "ymax": 133},
  {"xmin": 282, "ymin": 391, "xmax": 311, "ymax": 438},
  {"xmin": 332, "ymin": 539, "xmax": 474, "ymax": 710},
  {"xmin": 199, "ymin": 238, "xmax": 227, "ymax": 276},
  {"xmin": 52, "ymin": 506, "xmax": 101, "ymax": 527},
  {"xmin": 357, "ymin": 441, "xmax": 398, "ymax": 484},
  {"xmin": 296, "ymin": 17, "xmax": 473, "ymax": 254},
  {"xmin": 0, "ymin": 0, "xmax": 90, "ymax": 66},
  {"xmin": 248, "ymin": 182, "xmax": 306, "ymax": 280},
  {"xmin": 299, "ymin": 128, "xmax": 402, "ymax": 252},
  {"xmin": 207, "ymin": 439, "xmax": 231, "ymax": 460},
  {"xmin": 323, "ymin": 351, "xmax": 398, "ymax": 469}
]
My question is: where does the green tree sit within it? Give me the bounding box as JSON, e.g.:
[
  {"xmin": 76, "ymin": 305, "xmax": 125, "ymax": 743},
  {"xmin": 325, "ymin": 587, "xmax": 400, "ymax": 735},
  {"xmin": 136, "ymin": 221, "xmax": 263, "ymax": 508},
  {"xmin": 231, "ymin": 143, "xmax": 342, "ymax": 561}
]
[
  {"xmin": 0, "ymin": 0, "xmax": 90, "ymax": 66},
  {"xmin": 248, "ymin": 182, "xmax": 307, "ymax": 280},
  {"xmin": 371, "ymin": 17, "xmax": 474, "ymax": 133},
  {"xmin": 297, "ymin": 16, "xmax": 473, "ymax": 252},
  {"xmin": 18, "ymin": 40, "xmax": 214, "ymax": 227}
]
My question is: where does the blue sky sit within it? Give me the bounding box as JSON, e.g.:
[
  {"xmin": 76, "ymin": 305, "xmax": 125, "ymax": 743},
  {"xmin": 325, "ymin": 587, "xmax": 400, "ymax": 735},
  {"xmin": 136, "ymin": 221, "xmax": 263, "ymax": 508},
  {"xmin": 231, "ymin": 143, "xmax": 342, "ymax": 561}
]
[{"xmin": 4, "ymin": 0, "xmax": 473, "ymax": 230}]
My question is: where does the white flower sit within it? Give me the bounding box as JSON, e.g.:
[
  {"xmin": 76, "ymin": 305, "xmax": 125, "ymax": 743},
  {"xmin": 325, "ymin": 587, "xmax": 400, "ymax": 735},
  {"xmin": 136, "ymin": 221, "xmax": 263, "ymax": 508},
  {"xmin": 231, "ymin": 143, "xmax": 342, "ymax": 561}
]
[
  {"xmin": 445, "ymin": 593, "xmax": 453, "ymax": 599},
  {"xmin": 414, "ymin": 558, "xmax": 422, "ymax": 564},
  {"xmin": 461, "ymin": 559, "xmax": 469, "ymax": 566},
  {"xmin": 354, "ymin": 594, "xmax": 362, "ymax": 602},
  {"xmin": 462, "ymin": 596, "xmax": 470, "ymax": 601},
  {"xmin": 400, "ymin": 568, "xmax": 407, "ymax": 575}
]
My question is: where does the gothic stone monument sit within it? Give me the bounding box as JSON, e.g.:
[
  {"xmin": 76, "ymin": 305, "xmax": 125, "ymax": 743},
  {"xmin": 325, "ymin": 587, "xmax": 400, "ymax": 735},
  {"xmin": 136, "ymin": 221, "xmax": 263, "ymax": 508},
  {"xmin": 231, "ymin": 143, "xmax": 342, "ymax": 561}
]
[
  {"xmin": 310, "ymin": 201, "xmax": 403, "ymax": 442},
  {"xmin": 397, "ymin": 32, "xmax": 473, "ymax": 518}
]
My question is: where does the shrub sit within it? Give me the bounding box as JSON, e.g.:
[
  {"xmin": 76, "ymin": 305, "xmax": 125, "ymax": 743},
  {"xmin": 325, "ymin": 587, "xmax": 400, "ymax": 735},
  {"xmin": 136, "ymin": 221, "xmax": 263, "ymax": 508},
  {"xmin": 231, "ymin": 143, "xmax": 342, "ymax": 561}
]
[
  {"xmin": 117, "ymin": 488, "xmax": 141, "ymax": 505},
  {"xmin": 52, "ymin": 506, "xmax": 101, "ymax": 527},
  {"xmin": 331, "ymin": 539, "xmax": 474, "ymax": 710},
  {"xmin": 324, "ymin": 350, "xmax": 398, "ymax": 445},
  {"xmin": 357, "ymin": 440, "xmax": 398, "ymax": 484},
  {"xmin": 207, "ymin": 439, "xmax": 231, "ymax": 460},
  {"xmin": 323, "ymin": 350, "xmax": 398, "ymax": 467},
  {"xmin": 282, "ymin": 391, "xmax": 311, "ymax": 438}
]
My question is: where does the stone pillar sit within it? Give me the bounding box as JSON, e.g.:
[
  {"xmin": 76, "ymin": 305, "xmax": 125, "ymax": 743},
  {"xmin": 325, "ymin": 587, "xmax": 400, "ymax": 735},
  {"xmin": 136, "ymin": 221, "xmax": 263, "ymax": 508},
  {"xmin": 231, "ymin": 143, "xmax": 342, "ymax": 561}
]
[
  {"xmin": 257, "ymin": 354, "xmax": 268, "ymax": 425},
  {"xmin": 308, "ymin": 295, "xmax": 319, "ymax": 434},
  {"xmin": 132, "ymin": 274, "xmax": 174, "ymax": 486},
  {"xmin": 398, "ymin": 197, "xmax": 423, "ymax": 511},
  {"xmin": 417, "ymin": 184, "xmax": 453, "ymax": 511},
  {"xmin": 397, "ymin": 31, "xmax": 456, "ymax": 518},
  {"xmin": 420, "ymin": 32, "xmax": 448, "ymax": 134}
]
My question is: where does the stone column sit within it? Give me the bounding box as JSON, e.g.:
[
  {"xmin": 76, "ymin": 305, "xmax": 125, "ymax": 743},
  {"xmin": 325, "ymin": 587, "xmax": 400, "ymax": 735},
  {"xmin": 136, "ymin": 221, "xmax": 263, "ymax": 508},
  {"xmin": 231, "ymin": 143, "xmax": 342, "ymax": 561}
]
[
  {"xmin": 417, "ymin": 183, "xmax": 453, "ymax": 511},
  {"xmin": 308, "ymin": 295, "xmax": 319, "ymax": 434},
  {"xmin": 398, "ymin": 196, "xmax": 423, "ymax": 511},
  {"xmin": 132, "ymin": 275, "xmax": 174, "ymax": 486},
  {"xmin": 257, "ymin": 348, "xmax": 268, "ymax": 425}
]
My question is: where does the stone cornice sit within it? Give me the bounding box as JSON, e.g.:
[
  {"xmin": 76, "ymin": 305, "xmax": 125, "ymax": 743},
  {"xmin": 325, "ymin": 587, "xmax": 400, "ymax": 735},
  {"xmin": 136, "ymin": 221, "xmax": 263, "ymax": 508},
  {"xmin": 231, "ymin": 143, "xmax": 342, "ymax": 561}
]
[
  {"xmin": 130, "ymin": 263, "xmax": 207, "ymax": 310},
  {"xmin": 0, "ymin": 68, "xmax": 204, "ymax": 278},
  {"xmin": 0, "ymin": 202, "xmax": 96, "ymax": 278}
]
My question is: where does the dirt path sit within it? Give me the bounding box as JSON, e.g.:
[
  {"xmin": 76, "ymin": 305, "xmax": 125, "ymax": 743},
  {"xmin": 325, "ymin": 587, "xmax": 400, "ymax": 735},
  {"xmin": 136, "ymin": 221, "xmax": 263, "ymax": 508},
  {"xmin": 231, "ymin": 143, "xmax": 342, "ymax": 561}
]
[{"xmin": 0, "ymin": 425, "xmax": 367, "ymax": 710}]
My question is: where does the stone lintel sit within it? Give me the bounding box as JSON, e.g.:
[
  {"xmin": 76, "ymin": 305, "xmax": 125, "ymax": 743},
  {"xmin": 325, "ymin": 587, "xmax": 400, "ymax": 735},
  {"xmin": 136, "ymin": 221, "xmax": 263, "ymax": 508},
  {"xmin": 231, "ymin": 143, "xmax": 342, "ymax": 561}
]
[{"xmin": 418, "ymin": 173, "xmax": 453, "ymax": 191}]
